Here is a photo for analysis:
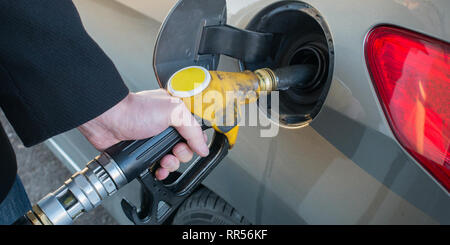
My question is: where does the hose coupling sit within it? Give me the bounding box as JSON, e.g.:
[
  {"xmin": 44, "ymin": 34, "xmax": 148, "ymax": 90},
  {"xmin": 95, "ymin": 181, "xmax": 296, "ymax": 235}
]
[{"xmin": 254, "ymin": 68, "xmax": 278, "ymax": 93}]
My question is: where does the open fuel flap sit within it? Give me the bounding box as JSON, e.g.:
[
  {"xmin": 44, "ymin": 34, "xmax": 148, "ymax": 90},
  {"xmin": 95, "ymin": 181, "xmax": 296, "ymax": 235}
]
[
  {"xmin": 154, "ymin": 0, "xmax": 334, "ymax": 127},
  {"xmin": 153, "ymin": 0, "xmax": 274, "ymax": 87}
]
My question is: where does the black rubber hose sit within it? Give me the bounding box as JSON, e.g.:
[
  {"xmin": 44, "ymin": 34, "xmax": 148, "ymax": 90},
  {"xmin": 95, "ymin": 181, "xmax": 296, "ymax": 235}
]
[{"xmin": 274, "ymin": 64, "xmax": 318, "ymax": 90}]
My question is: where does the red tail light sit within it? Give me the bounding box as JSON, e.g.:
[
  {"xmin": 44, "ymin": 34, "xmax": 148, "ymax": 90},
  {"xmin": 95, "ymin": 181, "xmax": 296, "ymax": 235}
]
[{"xmin": 365, "ymin": 26, "xmax": 449, "ymax": 191}]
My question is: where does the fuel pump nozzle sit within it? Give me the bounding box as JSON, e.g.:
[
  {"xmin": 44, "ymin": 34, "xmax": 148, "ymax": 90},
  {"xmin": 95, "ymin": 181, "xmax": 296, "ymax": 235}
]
[
  {"xmin": 14, "ymin": 64, "xmax": 316, "ymax": 225},
  {"xmin": 167, "ymin": 64, "xmax": 318, "ymax": 147}
]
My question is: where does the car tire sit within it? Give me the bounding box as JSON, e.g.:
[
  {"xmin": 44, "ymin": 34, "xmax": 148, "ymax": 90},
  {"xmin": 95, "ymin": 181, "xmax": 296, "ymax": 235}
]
[{"xmin": 172, "ymin": 187, "xmax": 251, "ymax": 225}]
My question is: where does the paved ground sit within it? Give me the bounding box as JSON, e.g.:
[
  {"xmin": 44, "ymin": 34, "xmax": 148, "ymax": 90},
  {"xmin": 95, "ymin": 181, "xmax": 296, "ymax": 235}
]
[{"xmin": 0, "ymin": 112, "xmax": 117, "ymax": 225}]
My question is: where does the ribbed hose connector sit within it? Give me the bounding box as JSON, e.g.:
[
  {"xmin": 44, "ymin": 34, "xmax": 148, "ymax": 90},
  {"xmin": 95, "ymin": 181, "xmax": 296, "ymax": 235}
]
[{"xmin": 254, "ymin": 68, "xmax": 278, "ymax": 92}]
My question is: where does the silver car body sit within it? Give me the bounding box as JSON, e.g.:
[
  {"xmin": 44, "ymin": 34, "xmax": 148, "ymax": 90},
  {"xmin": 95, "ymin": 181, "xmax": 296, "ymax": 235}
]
[{"xmin": 45, "ymin": 0, "xmax": 449, "ymax": 224}]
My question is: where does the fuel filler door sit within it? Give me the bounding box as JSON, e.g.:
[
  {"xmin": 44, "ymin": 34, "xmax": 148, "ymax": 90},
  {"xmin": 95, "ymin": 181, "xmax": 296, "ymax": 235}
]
[{"xmin": 153, "ymin": 0, "xmax": 273, "ymax": 87}]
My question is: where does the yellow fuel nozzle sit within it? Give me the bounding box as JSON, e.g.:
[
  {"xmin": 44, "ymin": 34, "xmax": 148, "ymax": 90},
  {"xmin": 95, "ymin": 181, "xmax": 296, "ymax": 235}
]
[
  {"xmin": 167, "ymin": 64, "xmax": 317, "ymax": 147},
  {"xmin": 168, "ymin": 66, "xmax": 260, "ymax": 147}
]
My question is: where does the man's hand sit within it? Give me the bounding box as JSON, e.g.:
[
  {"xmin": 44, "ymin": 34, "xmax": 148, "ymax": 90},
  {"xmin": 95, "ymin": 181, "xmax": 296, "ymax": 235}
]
[{"xmin": 77, "ymin": 89, "xmax": 209, "ymax": 180}]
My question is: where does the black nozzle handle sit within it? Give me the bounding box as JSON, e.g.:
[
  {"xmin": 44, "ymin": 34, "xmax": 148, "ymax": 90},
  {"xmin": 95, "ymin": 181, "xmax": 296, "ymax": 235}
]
[
  {"xmin": 120, "ymin": 132, "xmax": 229, "ymax": 225},
  {"xmin": 104, "ymin": 127, "xmax": 183, "ymax": 182}
]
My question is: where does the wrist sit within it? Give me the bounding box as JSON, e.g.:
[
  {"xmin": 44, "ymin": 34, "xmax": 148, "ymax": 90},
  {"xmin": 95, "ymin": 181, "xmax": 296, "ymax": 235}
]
[{"xmin": 78, "ymin": 92, "xmax": 133, "ymax": 150}]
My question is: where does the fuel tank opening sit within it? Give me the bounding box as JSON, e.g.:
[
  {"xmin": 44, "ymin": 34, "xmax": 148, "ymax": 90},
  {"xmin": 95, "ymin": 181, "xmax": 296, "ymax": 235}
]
[{"xmin": 242, "ymin": 1, "xmax": 334, "ymax": 127}]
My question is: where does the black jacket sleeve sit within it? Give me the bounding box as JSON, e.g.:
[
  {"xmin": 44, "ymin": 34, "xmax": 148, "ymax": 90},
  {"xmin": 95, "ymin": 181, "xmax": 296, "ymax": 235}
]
[{"xmin": 0, "ymin": 0, "xmax": 129, "ymax": 147}]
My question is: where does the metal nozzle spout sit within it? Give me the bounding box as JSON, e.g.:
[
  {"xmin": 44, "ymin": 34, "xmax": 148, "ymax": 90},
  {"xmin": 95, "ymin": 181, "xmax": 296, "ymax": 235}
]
[
  {"xmin": 273, "ymin": 64, "xmax": 318, "ymax": 90},
  {"xmin": 255, "ymin": 64, "xmax": 318, "ymax": 92}
]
